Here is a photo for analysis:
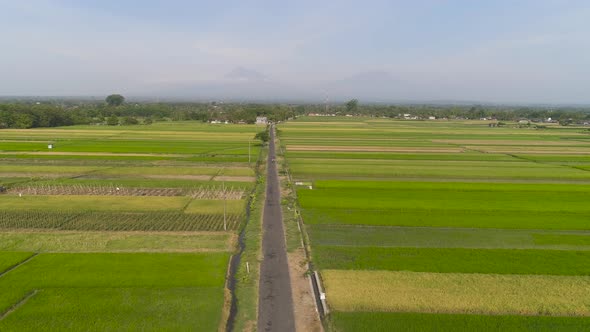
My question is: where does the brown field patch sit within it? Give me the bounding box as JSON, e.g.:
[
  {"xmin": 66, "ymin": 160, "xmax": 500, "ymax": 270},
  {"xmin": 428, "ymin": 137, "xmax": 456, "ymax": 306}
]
[
  {"xmin": 323, "ymin": 270, "xmax": 590, "ymax": 316},
  {"xmin": 213, "ymin": 176, "xmax": 256, "ymax": 182},
  {"xmin": 143, "ymin": 174, "xmax": 213, "ymax": 180},
  {"xmin": 287, "ymin": 145, "xmax": 463, "ymax": 153},
  {"xmin": 435, "ymin": 139, "xmax": 590, "ymax": 146}
]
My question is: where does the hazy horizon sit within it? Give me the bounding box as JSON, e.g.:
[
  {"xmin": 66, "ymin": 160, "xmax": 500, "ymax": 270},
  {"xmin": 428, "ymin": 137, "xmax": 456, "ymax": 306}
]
[{"xmin": 2, "ymin": 1, "xmax": 590, "ymax": 104}]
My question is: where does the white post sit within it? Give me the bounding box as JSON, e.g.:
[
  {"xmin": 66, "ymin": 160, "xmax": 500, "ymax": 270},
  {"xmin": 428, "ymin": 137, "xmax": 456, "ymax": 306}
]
[{"xmin": 246, "ymin": 262, "xmax": 250, "ymax": 274}]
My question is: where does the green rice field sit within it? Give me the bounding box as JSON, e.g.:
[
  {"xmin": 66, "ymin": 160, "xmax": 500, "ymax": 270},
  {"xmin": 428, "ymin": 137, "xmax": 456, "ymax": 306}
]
[
  {"xmin": 0, "ymin": 121, "xmax": 263, "ymax": 330},
  {"xmin": 279, "ymin": 117, "xmax": 590, "ymax": 331}
]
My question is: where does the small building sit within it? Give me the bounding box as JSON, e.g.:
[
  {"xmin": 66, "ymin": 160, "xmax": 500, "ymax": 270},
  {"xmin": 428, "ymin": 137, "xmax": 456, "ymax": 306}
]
[
  {"xmin": 256, "ymin": 117, "xmax": 268, "ymax": 125},
  {"xmin": 428, "ymin": 116, "xmax": 436, "ymax": 120}
]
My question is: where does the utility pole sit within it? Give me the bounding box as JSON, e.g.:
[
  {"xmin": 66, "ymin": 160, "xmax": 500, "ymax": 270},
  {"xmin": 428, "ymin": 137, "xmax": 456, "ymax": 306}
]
[
  {"xmin": 223, "ymin": 181, "xmax": 227, "ymax": 231},
  {"xmin": 248, "ymin": 140, "xmax": 251, "ymax": 165}
]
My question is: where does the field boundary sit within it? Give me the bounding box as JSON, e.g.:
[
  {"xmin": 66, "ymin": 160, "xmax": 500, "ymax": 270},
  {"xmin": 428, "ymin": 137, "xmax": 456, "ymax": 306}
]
[
  {"xmin": 277, "ymin": 130, "xmax": 327, "ymax": 319},
  {"xmin": 0, "ymin": 289, "xmax": 38, "ymax": 321},
  {"xmin": 0, "ymin": 253, "xmax": 38, "ymax": 278},
  {"xmin": 225, "ymin": 140, "xmax": 266, "ymax": 332}
]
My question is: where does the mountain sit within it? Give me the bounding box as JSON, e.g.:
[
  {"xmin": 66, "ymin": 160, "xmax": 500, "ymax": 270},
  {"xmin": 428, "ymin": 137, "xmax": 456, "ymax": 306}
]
[{"xmin": 132, "ymin": 69, "xmax": 419, "ymax": 103}]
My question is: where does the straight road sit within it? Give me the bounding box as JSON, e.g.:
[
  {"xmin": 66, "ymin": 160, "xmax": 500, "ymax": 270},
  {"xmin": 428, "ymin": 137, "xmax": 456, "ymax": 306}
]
[{"xmin": 258, "ymin": 124, "xmax": 296, "ymax": 332}]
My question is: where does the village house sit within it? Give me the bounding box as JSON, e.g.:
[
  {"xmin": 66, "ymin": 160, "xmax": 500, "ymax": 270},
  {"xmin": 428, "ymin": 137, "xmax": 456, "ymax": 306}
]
[{"xmin": 256, "ymin": 116, "xmax": 268, "ymax": 125}]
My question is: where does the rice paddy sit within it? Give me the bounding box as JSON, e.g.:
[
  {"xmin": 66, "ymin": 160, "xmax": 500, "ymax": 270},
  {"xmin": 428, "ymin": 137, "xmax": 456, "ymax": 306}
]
[
  {"xmin": 0, "ymin": 121, "xmax": 262, "ymax": 330},
  {"xmin": 279, "ymin": 117, "xmax": 590, "ymax": 331}
]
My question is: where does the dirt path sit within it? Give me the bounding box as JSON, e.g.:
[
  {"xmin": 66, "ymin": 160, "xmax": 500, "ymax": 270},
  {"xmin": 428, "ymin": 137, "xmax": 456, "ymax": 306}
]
[{"xmin": 258, "ymin": 125, "xmax": 296, "ymax": 332}]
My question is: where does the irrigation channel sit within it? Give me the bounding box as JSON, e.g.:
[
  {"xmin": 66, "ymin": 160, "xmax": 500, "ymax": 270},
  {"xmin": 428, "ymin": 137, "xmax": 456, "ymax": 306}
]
[{"xmin": 258, "ymin": 125, "xmax": 296, "ymax": 332}]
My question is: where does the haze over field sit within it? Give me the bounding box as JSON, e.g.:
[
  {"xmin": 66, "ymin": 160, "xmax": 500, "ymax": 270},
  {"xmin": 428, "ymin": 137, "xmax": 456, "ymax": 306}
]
[{"xmin": 2, "ymin": 0, "xmax": 590, "ymax": 103}]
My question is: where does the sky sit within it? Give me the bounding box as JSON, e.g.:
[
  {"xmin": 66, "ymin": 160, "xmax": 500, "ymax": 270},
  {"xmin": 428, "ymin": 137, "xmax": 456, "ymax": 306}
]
[{"xmin": 1, "ymin": 0, "xmax": 590, "ymax": 104}]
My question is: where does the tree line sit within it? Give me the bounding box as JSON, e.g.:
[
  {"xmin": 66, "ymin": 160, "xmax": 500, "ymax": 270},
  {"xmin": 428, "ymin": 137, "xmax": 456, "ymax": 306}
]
[{"xmin": 1, "ymin": 96, "xmax": 590, "ymax": 129}]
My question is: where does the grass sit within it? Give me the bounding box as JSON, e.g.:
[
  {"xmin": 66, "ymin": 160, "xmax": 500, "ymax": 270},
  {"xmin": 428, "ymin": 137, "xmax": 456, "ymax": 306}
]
[
  {"xmin": 232, "ymin": 144, "xmax": 267, "ymax": 332},
  {"xmin": 322, "ymin": 270, "xmax": 590, "ymax": 316},
  {"xmin": 0, "ymin": 231, "xmax": 233, "ymax": 252},
  {"xmin": 0, "ymin": 287, "xmax": 225, "ymax": 331},
  {"xmin": 329, "ymin": 312, "xmax": 590, "ymax": 332},
  {"xmin": 314, "ymin": 247, "xmax": 590, "ymax": 275}
]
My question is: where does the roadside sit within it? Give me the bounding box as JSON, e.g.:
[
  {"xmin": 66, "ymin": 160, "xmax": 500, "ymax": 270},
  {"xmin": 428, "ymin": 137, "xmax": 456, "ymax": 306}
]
[
  {"xmin": 276, "ymin": 128, "xmax": 323, "ymax": 332},
  {"xmin": 224, "ymin": 142, "xmax": 267, "ymax": 332}
]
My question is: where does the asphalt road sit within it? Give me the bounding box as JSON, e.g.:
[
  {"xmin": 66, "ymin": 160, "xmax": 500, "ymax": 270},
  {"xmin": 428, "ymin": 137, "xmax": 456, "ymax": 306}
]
[{"xmin": 258, "ymin": 125, "xmax": 296, "ymax": 332}]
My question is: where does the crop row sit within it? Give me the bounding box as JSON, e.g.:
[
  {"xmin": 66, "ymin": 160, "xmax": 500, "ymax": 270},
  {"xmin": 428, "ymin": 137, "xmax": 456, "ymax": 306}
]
[
  {"xmin": 7, "ymin": 184, "xmax": 246, "ymax": 199},
  {"xmin": 0, "ymin": 210, "xmax": 243, "ymax": 231}
]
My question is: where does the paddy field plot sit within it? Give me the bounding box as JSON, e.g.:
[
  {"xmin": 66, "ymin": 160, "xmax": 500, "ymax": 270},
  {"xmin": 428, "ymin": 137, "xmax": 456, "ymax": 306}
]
[
  {"xmin": 0, "ymin": 122, "xmax": 260, "ymax": 330},
  {"xmin": 323, "ymin": 270, "xmax": 590, "ymax": 316},
  {"xmin": 280, "ymin": 117, "xmax": 590, "ymax": 331},
  {"xmin": 0, "ymin": 253, "xmax": 228, "ymax": 331}
]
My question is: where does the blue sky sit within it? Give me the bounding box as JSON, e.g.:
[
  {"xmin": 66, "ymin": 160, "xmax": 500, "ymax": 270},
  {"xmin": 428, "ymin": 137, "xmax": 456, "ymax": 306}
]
[{"xmin": 1, "ymin": 0, "xmax": 589, "ymax": 103}]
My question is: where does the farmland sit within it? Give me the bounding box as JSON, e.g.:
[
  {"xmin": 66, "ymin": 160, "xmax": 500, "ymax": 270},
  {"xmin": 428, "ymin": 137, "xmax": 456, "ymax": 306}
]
[
  {"xmin": 279, "ymin": 117, "xmax": 590, "ymax": 331},
  {"xmin": 0, "ymin": 121, "xmax": 264, "ymax": 330}
]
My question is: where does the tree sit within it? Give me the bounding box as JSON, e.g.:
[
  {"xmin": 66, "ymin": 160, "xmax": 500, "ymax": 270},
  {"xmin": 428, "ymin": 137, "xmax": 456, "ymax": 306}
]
[
  {"xmin": 106, "ymin": 115, "xmax": 119, "ymax": 126},
  {"xmin": 13, "ymin": 113, "xmax": 33, "ymax": 129},
  {"xmin": 106, "ymin": 94, "xmax": 125, "ymax": 107},
  {"xmin": 345, "ymin": 99, "xmax": 358, "ymax": 113},
  {"xmin": 254, "ymin": 130, "xmax": 269, "ymax": 143},
  {"xmin": 122, "ymin": 116, "xmax": 139, "ymax": 125}
]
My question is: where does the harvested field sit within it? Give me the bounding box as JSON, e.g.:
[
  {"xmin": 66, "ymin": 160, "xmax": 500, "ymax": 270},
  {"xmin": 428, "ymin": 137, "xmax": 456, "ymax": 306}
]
[
  {"xmin": 213, "ymin": 175, "xmax": 257, "ymax": 182},
  {"xmin": 323, "ymin": 270, "xmax": 590, "ymax": 316}
]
